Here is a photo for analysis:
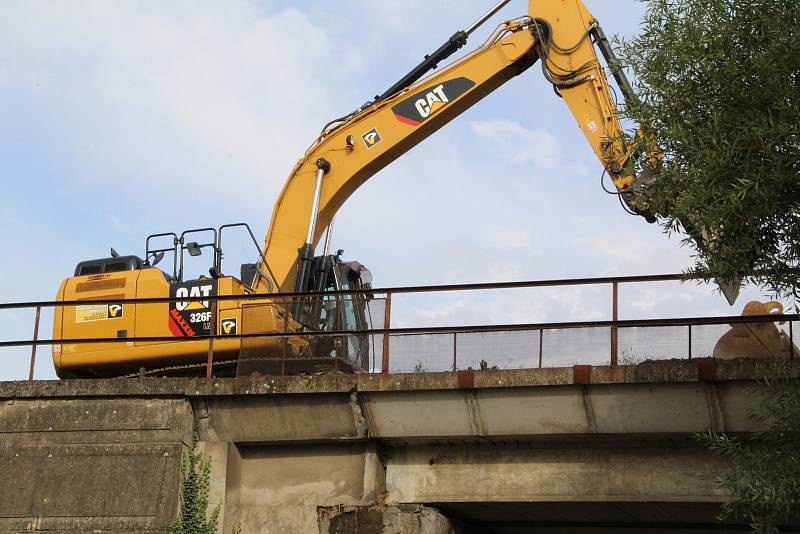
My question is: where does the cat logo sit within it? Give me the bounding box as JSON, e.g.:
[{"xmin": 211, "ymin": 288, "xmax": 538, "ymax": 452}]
[
  {"xmin": 220, "ymin": 318, "xmax": 238, "ymax": 335},
  {"xmin": 108, "ymin": 304, "xmax": 123, "ymax": 318},
  {"xmin": 414, "ymin": 84, "xmax": 449, "ymax": 118},
  {"xmin": 169, "ymin": 280, "xmax": 218, "ymax": 337},
  {"xmin": 362, "ymin": 128, "xmax": 382, "ymax": 149},
  {"xmin": 175, "ymin": 283, "xmax": 213, "ymax": 311},
  {"xmin": 392, "ymin": 77, "xmax": 475, "ymax": 126}
]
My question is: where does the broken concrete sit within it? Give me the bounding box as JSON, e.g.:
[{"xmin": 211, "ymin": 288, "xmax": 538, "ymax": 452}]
[{"xmin": 319, "ymin": 505, "xmax": 457, "ymax": 534}]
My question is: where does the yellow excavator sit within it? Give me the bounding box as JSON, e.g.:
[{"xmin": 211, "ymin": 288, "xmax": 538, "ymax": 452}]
[{"xmin": 52, "ymin": 0, "xmax": 658, "ymax": 378}]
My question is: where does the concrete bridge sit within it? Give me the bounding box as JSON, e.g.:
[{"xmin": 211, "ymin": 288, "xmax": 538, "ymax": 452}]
[{"xmin": 1, "ymin": 359, "xmax": 797, "ymax": 533}]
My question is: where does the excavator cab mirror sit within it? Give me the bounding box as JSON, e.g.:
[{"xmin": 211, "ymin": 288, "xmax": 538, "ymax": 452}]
[{"xmin": 186, "ymin": 242, "xmax": 203, "ymax": 257}]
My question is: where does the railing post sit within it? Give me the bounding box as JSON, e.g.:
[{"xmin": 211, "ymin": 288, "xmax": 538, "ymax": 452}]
[
  {"xmin": 382, "ymin": 291, "xmax": 392, "ymax": 374},
  {"xmin": 538, "ymin": 329, "xmax": 544, "ymax": 368},
  {"xmin": 282, "ymin": 300, "xmax": 290, "ymax": 376},
  {"xmin": 610, "ymin": 281, "xmax": 619, "ymax": 366},
  {"xmin": 333, "ymin": 296, "xmax": 339, "ymax": 372},
  {"xmin": 688, "ymin": 324, "xmax": 693, "ymax": 360},
  {"xmin": 206, "ymin": 299, "xmax": 217, "ymax": 379},
  {"xmin": 452, "ymin": 332, "xmax": 457, "ymax": 371},
  {"xmin": 28, "ymin": 306, "xmax": 41, "ymax": 381}
]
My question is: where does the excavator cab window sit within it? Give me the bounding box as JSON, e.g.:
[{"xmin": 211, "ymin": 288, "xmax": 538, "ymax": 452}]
[
  {"xmin": 332, "ymin": 260, "xmax": 372, "ymax": 370},
  {"xmin": 300, "ymin": 256, "xmax": 371, "ymax": 369}
]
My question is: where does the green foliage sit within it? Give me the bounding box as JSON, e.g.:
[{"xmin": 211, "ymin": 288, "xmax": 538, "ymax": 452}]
[
  {"xmin": 168, "ymin": 425, "xmax": 220, "ymax": 534},
  {"xmin": 618, "ymin": 0, "xmax": 800, "ymax": 297},
  {"xmin": 698, "ymin": 362, "xmax": 800, "ymax": 532},
  {"xmin": 479, "ymin": 359, "xmax": 498, "ymax": 371}
]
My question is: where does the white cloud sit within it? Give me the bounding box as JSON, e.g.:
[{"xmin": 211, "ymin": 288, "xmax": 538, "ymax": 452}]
[
  {"xmin": 573, "ymin": 232, "xmax": 691, "ymax": 274},
  {"xmin": 481, "ymin": 224, "xmax": 532, "ymax": 250},
  {"xmin": 0, "ymin": 2, "xmax": 364, "ymax": 203},
  {"xmin": 470, "ymin": 119, "xmax": 589, "ymax": 175},
  {"xmin": 481, "ymin": 259, "xmax": 524, "ymax": 282},
  {"xmin": 410, "ymin": 299, "xmax": 469, "ymax": 323},
  {"xmin": 395, "ymin": 284, "xmax": 610, "ymax": 329},
  {"xmin": 108, "ymin": 213, "xmax": 131, "ymax": 235}
]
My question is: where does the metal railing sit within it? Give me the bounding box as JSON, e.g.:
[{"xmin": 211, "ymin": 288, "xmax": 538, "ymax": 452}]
[{"xmin": 1, "ymin": 273, "xmax": 796, "ymax": 379}]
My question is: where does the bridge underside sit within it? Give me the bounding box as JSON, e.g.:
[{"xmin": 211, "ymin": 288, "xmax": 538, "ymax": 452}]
[
  {"xmin": 433, "ymin": 502, "xmax": 747, "ymax": 533},
  {"xmin": 2, "ymin": 361, "xmax": 799, "ymax": 533}
]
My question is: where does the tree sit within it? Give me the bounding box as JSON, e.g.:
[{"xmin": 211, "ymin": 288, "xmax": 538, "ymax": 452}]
[
  {"xmin": 699, "ymin": 363, "xmax": 800, "ymax": 532},
  {"xmin": 616, "ymin": 2, "xmax": 800, "ymax": 530},
  {"xmin": 618, "ymin": 0, "xmax": 800, "ymax": 299}
]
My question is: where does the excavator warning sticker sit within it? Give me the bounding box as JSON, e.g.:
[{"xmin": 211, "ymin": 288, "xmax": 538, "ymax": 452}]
[
  {"xmin": 362, "ymin": 128, "xmax": 382, "ymax": 149},
  {"xmin": 585, "ymin": 113, "xmax": 599, "ymax": 133},
  {"xmin": 168, "ymin": 280, "xmax": 217, "ymax": 337},
  {"xmin": 392, "ymin": 77, "xmax": 475, "ymax": 126},
  {"xmin": 76, "ymin": 304, "xmax": 123, "ymax": 323},
  {"xmin": 220, "ymin": 318, "xmax": 238, "ymax": 335}
]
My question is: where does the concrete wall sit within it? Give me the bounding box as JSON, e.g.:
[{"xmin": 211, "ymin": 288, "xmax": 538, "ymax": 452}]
[
  {"xmin": 0, "ymin": 397, "xmax": 191, "ymax": 533},
  {"xmin": 1, "ymin": 360, "xmax": 795, "ymax": 533}
]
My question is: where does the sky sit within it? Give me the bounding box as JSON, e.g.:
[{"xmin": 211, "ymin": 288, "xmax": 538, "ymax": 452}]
[{"xmin": 0, "ymin": 0, "xmax": 776, "ymax": 379}]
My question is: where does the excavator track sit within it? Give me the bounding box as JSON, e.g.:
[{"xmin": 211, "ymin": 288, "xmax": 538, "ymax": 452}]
[
  {"xmin": 115, "ymin": 358, "xmax": 240, "ymax": 379},
  {"xmin": 114, "ymin": 354, "xmax": 361, "ymax": 378}
]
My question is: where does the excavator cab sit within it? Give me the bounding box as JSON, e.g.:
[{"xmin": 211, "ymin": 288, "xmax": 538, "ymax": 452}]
[
  {"xmin": 234, "ymin": 253, "xmax": 374, "ymax": 376},
  {"xmin": 299, "ymin": 256, "xmax": 373, "ymax": 370}
]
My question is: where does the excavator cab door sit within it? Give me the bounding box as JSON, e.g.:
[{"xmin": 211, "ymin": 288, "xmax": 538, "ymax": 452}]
[
  {"xmin": 300, "ymin": 256, "xmax": 372, "ymax": 370},
  {"xmin": 332, "ymin": 261, "xmax": 372, "ymax": 370}
]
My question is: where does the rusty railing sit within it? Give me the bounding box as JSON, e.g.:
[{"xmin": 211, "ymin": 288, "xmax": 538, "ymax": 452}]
[{"xmin": 0, "ymin": 273, "xmax": 796, "ymax": 379}]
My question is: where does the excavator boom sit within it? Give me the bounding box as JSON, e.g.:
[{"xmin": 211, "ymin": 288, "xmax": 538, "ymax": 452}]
[{"xmin": 260, "ymin": 0, "xmax": 641, "ymax": 295}]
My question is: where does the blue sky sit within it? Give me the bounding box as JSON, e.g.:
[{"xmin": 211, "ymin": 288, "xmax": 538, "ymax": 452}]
[{"xmin": 0, "ymin": 1, "xmax": 771, "ymax": 379}]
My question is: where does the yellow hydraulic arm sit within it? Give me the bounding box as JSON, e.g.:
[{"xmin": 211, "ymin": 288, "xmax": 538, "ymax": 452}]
[{"xmin": 259, "ymin": 0, "xmax": 643, "ymax": 294}]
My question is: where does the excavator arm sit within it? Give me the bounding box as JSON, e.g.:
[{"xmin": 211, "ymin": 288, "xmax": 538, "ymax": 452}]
[{"xmin": 259, "ymin": 0, "xmax": 643, "ymax": 294}]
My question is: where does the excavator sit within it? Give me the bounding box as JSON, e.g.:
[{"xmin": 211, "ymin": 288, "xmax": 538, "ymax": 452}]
[{"xmin": 50, "ymin": 0, "xmax": 701, "ymax": 377}]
